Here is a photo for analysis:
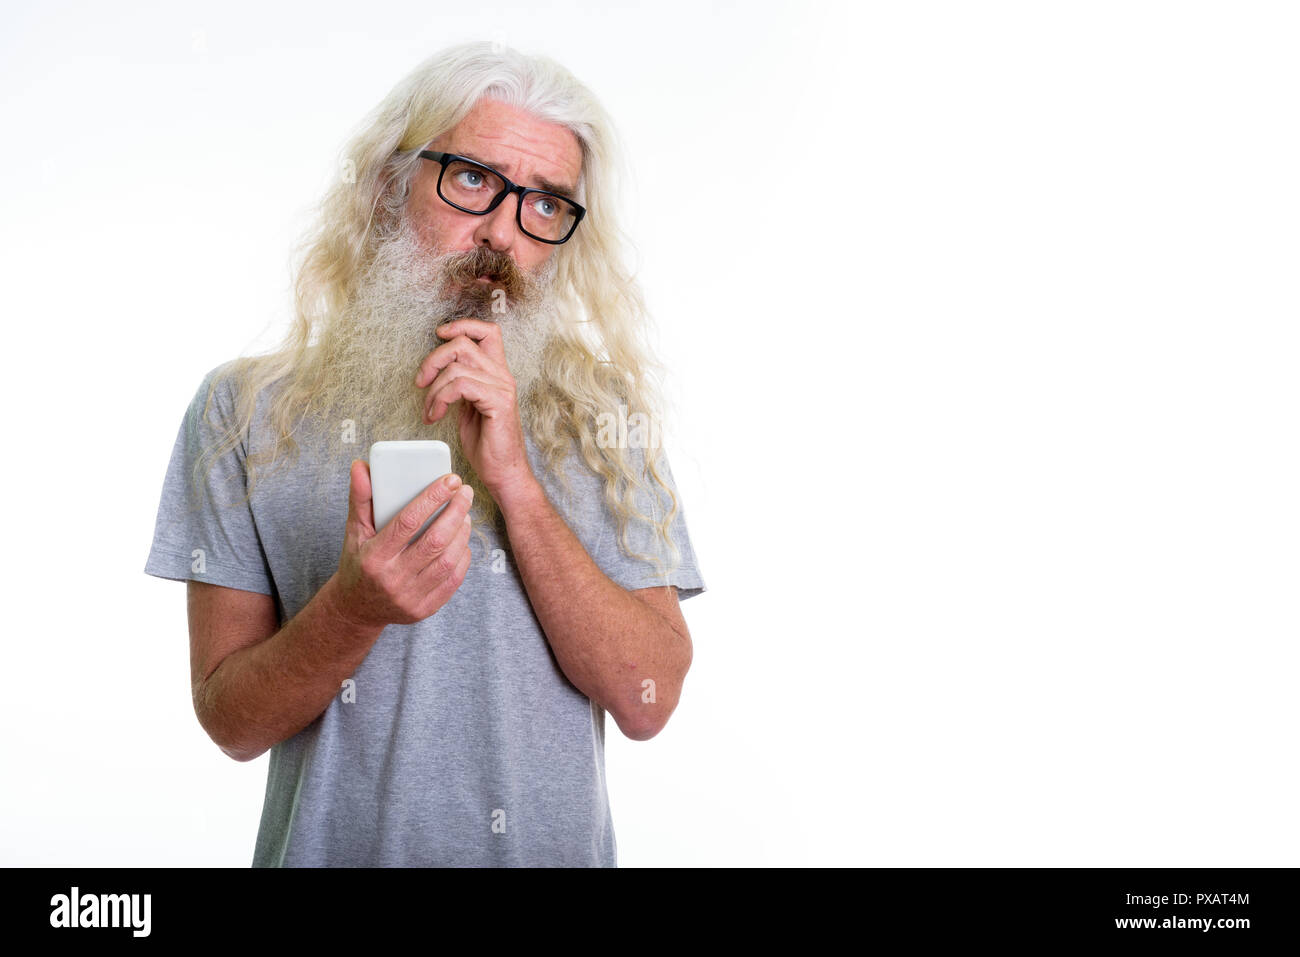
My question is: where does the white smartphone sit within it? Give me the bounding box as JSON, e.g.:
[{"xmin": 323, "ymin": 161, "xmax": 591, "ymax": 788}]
[{"xmin": 368, "ymin": 440, "xmax": 454, "ymax": 540}]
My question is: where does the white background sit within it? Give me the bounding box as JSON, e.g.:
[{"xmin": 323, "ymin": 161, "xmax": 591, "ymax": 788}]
[{"xmin": 1, "ymin": 0, "xmax": 1296, "ymax": 866}]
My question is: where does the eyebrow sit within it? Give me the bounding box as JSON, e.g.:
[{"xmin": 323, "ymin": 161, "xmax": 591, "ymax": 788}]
[{"xmin": 457, "ymin": 150, "xmax": 577, "ymax": 198}]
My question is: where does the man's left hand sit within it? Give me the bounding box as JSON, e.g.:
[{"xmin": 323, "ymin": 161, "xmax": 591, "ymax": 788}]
[{"xmin": 415, "ymin": 318, "xmax": 532, "ymax": 502}]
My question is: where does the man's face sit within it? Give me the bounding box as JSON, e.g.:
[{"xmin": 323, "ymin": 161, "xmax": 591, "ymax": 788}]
[{"xmin": 408, "ymin": 97, "xmax": 584, "ymax": 278}]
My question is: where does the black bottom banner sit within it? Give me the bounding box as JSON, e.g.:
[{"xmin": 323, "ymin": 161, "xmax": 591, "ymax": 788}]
[{"xmin": 6, "ymin": 866, "xmax": 1291, "ymax": 946}]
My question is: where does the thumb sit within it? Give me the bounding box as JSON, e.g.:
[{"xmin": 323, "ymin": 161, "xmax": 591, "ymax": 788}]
[{"xmin": 347, "ymin": 459, "xmax": 376, "ymax": 540}]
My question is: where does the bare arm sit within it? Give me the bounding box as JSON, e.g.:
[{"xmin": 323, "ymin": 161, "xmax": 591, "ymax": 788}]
[
  {"xmin": 413, "ymin": 320, "xmax": 695, "ymax": 741},
  {"xmin": 188, "ymin": 577, "xmax": 383, "ymax": 761},
  {"xmin": 497, "ymin": 476, "xmax": 694, "ymax": 741},
  {"xmin": 188, "ymin": 461, "xmax": 475, "ymax": 762}
]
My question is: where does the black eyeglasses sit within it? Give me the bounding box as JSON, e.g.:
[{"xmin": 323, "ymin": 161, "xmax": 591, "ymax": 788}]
[{"xmin": 418, "ymin": 150, "xmax": 586, "ymax": 245}]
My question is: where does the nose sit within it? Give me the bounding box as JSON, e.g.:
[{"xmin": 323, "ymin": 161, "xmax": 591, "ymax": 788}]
[{"xmin": 474, "ymin": 189, "xmax": 523, "ymax": 253}]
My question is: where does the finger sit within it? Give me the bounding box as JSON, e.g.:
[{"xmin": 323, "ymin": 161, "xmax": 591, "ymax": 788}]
[
  {"xmin": 435, "ymin": 318, "xmax": 506, "ymax": 364},
  {"xmin": 414, "ymin": 504, "xmax": 473, "ymax": 581},
  {"xmin": 373, "ymin": 472, "xmax": 463, "ymax": 561},
  {"xmin": 425, "ymin": 371, "xmax": 501, "ymax": 425},
  {"xmin": 408, "ymin": 484, "xmax": 475, "ymax": 566},
  {"xmin": 414, "ymin": 335, "xmax": 490, "ymax": 388},
  {"xmin": 424, "ymin": 363, "xmax": 502, "ymax": 422},
  {"xmin": 346, "ymin": 460, "xmax": 376, "ymax": 541},
  {"xmin": 417, "ymin": 515, "xmax": 474, "ymax": 599}
]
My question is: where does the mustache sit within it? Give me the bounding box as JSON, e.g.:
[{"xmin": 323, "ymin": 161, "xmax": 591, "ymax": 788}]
[{"xmin": 441, "ymin": 245, "xmax": 533, "ymax": 304}]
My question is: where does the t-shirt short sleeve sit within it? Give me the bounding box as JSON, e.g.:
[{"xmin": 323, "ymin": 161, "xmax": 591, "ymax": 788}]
[
  {"xmin": 143, "ymin": 365, "xmax": 275, "ymax": 597},
  {"xmin": 556, "ymin": 444, "xmax": 707, "ymax": 602}
]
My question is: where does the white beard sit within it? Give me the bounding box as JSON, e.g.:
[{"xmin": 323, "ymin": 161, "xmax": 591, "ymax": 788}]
[{"xmin": 301, "ymin": 216, "xmax": 561, "ymax": 506}]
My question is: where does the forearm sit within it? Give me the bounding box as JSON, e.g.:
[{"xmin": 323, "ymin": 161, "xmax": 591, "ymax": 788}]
[
  {"xmin": 195, "ymin": 575, "xmax": 386, "ymax": 761},
  {"xmin": 498, "ymin": 476, "xmax": 691, "ymax": 738}
]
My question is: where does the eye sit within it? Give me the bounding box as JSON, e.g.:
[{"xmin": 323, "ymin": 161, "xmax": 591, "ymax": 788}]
[
  {"xmin": 533, "ymin": 196, "xmax": 559, "ymax": 218},
  {"xmin": 454, "ymin": 169, "xmax": 486, "ymax": 189}
]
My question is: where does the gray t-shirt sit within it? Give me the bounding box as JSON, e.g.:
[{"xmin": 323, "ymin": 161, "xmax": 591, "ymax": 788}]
[{"xmin": 144, "ymin": 365, "xmax": 706, "ymax": 867}]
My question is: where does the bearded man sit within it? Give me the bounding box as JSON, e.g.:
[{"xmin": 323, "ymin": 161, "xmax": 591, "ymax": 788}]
[{"xmin": 144, "ymin": 42, "xmax": 705, "ymax": 868}]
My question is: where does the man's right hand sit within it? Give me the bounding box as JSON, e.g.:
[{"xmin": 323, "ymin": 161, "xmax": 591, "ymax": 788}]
[{"xmin": 327, "ymin": 460, "xmax": 474, "ymax": 629}]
